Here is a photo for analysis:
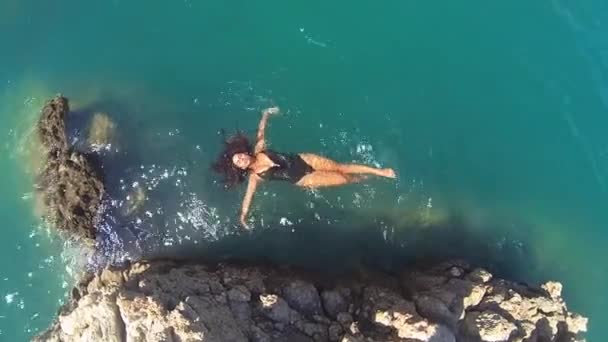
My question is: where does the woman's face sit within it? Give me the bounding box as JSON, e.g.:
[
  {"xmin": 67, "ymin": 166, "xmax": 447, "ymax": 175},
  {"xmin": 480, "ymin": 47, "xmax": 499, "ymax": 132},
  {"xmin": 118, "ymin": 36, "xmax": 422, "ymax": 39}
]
[{"xmin": 232, "ymin": 153, "xmax": 252, "ymax": 170}]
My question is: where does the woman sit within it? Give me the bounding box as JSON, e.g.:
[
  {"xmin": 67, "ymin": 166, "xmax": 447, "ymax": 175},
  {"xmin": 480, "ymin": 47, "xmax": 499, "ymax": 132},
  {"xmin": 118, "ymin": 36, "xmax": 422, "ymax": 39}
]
[{"xmin": 212, "ymin": 107, "xmax": 396, "ymax": 228}]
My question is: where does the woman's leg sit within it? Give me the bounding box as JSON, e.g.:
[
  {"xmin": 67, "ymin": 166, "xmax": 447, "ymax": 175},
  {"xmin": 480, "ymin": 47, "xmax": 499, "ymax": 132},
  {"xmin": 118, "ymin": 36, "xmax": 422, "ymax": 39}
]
[
  {"xmin": 299, "ymin": 153, "xmax": 396, "ymax": 178},
  {"xmin": 296, "ymin": 171, "xmax": 365, "ymax": 188}
]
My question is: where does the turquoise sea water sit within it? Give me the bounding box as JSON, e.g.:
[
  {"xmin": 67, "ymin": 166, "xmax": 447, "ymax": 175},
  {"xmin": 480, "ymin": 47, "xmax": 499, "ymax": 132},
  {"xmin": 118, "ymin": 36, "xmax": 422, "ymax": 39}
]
[{"xmin": 1, "ymin": 1, "xmax": 607, "ymax": 340}]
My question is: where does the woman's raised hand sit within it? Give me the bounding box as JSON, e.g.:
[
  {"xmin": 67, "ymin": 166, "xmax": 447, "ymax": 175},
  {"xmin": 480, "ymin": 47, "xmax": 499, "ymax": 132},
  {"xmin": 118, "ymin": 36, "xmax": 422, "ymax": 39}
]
[{"xmin": 263, "ymin": 107, "xmax": 280, "ymax": 115}]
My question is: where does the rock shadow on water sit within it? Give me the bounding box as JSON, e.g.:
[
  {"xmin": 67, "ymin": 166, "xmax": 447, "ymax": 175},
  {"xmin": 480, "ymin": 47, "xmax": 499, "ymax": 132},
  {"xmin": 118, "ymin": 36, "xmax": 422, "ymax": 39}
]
[{"xmin": 169, "ymin": 206, "xmax": 537, "ymax": 286}]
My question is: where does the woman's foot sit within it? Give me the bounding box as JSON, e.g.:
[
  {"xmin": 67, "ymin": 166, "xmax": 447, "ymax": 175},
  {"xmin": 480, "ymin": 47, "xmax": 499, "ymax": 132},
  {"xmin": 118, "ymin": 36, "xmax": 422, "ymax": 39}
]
[{"xmin": 380, "ymin": 168, "xmax": 396, "ymax": 178}]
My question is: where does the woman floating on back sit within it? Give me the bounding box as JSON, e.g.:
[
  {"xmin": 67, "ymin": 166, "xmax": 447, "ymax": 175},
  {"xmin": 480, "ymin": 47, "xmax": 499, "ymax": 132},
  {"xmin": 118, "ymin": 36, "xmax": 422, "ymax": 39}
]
[{"xmin": 212, "ymin": 107, "xmax": 396, "ymax": 228}]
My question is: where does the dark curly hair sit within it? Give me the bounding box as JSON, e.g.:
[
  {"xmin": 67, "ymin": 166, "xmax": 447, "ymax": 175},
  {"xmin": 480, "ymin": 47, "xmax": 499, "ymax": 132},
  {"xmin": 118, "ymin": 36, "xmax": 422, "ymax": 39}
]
[{"xmin": 212, "ymin": 131, "xmax": 253, "ymax": 188}]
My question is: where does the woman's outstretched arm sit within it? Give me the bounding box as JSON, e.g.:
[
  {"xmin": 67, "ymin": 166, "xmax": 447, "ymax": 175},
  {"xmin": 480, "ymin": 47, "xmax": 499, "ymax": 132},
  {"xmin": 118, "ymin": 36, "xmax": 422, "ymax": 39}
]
[
  {"xmin": 254, "ymin": 107, "xmax": 280, "ymax": 153},
  {"xmin": 240, "ymin": 174, "xmax": 260, "ymax": 228}
]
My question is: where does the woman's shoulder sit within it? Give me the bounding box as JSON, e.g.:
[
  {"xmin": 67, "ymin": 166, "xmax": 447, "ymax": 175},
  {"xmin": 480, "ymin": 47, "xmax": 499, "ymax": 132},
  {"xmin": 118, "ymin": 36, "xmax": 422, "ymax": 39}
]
[
  {"xmin": 259, "ymin": 150, "xmax": 292, "ymax": 164},
  {"xmin": 259, "ymin": 149, "xmax": 279, "ymax": 157}
]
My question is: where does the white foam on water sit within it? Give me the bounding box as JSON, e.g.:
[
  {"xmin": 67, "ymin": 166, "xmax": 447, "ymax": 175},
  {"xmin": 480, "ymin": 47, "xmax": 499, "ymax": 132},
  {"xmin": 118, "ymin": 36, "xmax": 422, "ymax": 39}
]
[
  {"xmin": 279, "ymin": 217, "xmax": 294, "ymax": 226},
  {"xmin": 363, "ymin": 184, "xmax": 376, "ymax": 200},
  {"xmin": 355, "ymin": 143, "xmax": 381, "ymax": 168},
  {"xmin": 171, "ymin": 192, "xmax": 224, "ymax": 241},
  {"xmin": 5, "ymin": 292, "xmax": 18, "ymax": 304},
  {"xmin": 353, "ymin": 192, "xmax": 363, "ymax": 207}
]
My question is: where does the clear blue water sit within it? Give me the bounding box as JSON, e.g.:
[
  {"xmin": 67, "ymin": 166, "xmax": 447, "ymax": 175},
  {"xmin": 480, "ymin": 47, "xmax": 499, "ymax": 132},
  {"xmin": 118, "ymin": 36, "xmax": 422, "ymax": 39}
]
[{"xmin": 1, "ymin": 1, "xmax": 607, "ymax": 340}]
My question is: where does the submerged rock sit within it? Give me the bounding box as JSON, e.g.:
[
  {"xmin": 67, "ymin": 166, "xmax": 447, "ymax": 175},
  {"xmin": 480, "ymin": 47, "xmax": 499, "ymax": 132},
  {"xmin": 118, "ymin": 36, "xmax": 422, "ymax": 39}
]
[
  {"xmin": 36, "ymin": 96, "xmax": 105, "ymax": 240},
  {"xmin": 34, "ymin": 261, "xmax": 587, "ymax": 342},
  {"xmin": 87, "ymin": 112, "xmax": 117, "ymax": 152},
  {"xmin": 123, "ymin": 184, "xmax": 147, "ymax": 217}
]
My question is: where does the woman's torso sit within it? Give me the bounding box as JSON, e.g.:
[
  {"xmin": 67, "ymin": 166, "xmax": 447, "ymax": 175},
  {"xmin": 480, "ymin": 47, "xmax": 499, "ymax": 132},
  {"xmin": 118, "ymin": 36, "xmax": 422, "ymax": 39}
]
[{"xmin": 255, "ymin": 150, "xmax": 313, "ymax": 183}]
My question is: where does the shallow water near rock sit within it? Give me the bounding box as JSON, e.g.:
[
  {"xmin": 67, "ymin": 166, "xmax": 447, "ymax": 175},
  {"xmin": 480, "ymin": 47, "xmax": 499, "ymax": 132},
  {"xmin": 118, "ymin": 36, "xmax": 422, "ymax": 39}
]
[{"xmin": 1, "ymin": 1, "xmax": 607, "ymax": 340}]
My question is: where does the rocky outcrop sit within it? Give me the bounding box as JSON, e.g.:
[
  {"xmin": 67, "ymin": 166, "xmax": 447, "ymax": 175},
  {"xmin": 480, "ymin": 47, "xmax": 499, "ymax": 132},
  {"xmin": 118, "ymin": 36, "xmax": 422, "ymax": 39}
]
[
  {"xmin": 34, "ymin": 260, "xmax": 587, "ymax": 342},
  {"xmin": 36, "ymin": 96, "xmax": 105, "ymax": 240}
]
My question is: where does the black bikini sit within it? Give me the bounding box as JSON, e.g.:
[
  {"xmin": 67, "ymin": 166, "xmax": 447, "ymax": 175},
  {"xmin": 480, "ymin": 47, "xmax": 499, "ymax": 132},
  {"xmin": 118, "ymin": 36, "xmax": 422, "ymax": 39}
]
[{"xmin": 257, "ymin": 150, "xmax": 314, "ymax": 183}]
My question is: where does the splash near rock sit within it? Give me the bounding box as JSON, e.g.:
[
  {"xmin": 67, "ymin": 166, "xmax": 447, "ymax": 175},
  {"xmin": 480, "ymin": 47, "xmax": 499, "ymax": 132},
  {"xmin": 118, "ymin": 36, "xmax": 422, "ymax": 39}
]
[
  {"xmin": 34, "ymin": 260, "xmax": 587, "ymax": 342},
  {"xmin": 36, "ymin": 96, "xmax": 105, "ymax": 240}
]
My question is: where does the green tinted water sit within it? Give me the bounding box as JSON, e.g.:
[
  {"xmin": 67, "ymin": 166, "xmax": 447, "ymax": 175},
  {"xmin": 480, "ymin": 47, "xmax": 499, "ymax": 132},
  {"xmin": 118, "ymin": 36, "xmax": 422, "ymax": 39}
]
[{"xmin": 1, "ymin": 1, "xmax": 607, "ymax": 340}]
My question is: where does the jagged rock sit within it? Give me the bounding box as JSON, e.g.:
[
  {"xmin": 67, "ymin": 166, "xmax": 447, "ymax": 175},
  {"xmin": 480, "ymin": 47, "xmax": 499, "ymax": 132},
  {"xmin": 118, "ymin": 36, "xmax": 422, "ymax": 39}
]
[
  {"xmin": 476, "ymin": 281, "xmax": 566, "ymax": 340},
  {"xmin": 340, "ymin": 335, "xmax": 363, "ymax": 342},
  {"xmin": 229, "ymin": 300, "xmax": 252, "ymax": 325},
  {"xmin": 413, "ymin": 276, "xmax": 487, "ymax": 332},
  {"xmin": 467, "ymin": 268, "xmax": 493, "ymax": 283},
  {"xmin": 100, "ymin": 267, "xmax": 124, "ymax": 287},
  {"xmin": 228, "ymin": 285, "xmax": 252, "ymax": 302},
  {"xmin": 566, "ymin": 313, "xmax": 589, "ymax": 335},
  {"xmin": 183, "ymin": 295, "xmax": 247, "ymax": 341},
  {"xmin": 283, "ymin": 280, "xmax": 323, "ymax": 316},
  {"xmin": 297, "ymin": 321, "xmax": 326, "ymax": 340},
  {"xmin": 447, "ymin": 278, "xmax": 486, "ymax": 311},
  {"xmin": 38, "ymin": 96, "xmax": 69, "ymax": 153},
  {"xmin": 38, "ymin": 149, "xmax": 104, "ymax": 240},
  {"xmin": 328, "ymin": 323, "xmax": 343, "ymax": 341},
  {"xmin": 462, "ymin": 311, "xmax": 516, "ymax": 342},
  {"xmin": 336, "ymin": 312, "xmax": 353, "ymax": 325},
  {"xmin": 117, "ymin": 293, "xmax": 208, "ymax": 342},
  {"xmin": 60, "ymin": 293, "xmax": 122, "ymax": 342},
  {"xmin": 228, "ymin": 285, "xmax": 251, "ymax": 324},
  {"xmin": 449, "ymin": 266, "xmax": 464, "ymax": 278},
  {"xmin": 363, "ymin": 286, "xmax": 455, "ymax": 341},
  {"xmin": 34, "ymin": 261, "xmax": 587, "ymax": 342},
  {"xmin": 415, "ymin": 294, "xmax": 458, "ymax": 330},
  {"xmin": 464, "ymin": 283, "xmax": 487, "ymax": 309},
  {"xmin": 250, "ymin": 326, "xmax": 271, "ymax": 342},
  {"xmin": 259, "ymin": 294, "xmax": 291, "ymax": 323},
  {"xmin": 221, "ymin": 266, "xmax": 266, "ymax": 294},
  {"xmin": 542, "ymin": 281, "xmax": 563, "ymax": 300},
  {"xmin": 322, "ymin": 289, "xmax": 348, "ymax": 319},
  {"xmin": 373, "ymin": 307, "xmax": 455, "ymax": 341},
  {"xmin": 36, "ymin": 96, "xmax": 105, "ymax": 240}
]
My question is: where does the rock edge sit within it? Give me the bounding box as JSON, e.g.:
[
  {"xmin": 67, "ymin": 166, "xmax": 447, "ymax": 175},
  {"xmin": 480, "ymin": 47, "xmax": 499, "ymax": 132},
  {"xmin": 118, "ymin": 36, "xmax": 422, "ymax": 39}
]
[{"xmin": 34, "ymin": 260, "xmax": 587, "ymax": 342}]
